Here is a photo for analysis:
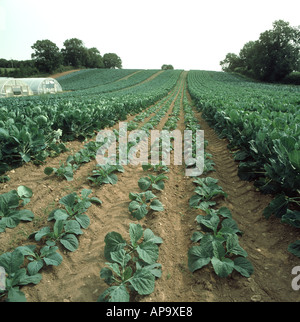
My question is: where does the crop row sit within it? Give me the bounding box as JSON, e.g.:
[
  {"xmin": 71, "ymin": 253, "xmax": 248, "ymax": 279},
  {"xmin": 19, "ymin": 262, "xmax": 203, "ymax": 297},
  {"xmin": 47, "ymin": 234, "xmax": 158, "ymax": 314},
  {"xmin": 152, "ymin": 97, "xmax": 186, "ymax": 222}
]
[
  {"xmin": 182, "ymin": 89, "xmax": 254, "ymax": 278},
  {"xmin": 58, "ymin": 69, "xmax": 141, "ymax": 91},
  {"xmin": 187, "ymin": 70, "xmax": 300, "ymax": 257}
]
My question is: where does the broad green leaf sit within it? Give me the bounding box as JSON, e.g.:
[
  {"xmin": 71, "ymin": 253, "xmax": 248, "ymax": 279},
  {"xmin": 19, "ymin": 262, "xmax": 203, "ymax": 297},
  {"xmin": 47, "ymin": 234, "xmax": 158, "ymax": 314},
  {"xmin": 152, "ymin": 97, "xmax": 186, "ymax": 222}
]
[
  {"xmin": 18, "ymin": 271, "xmax": 42, "ymax": 286},
  {"xmin": 0, "ymin": 249, "xmax": 24, "ymax": 275},
  {"xmin": 0, "ymin": 190, "xmax": 19, "ymax": 209},
  {"xmin": 288, "ymin": 240, "xmax": 300, "ymax": 258},
  {"xmin": 80, "ymin": 189, "xmax": 93, "ymax": 199},
  {"xmin": 281, "ymin": 210, "xmax": 300, "ymax": 228},
  {"xmin": 43, "ymin": 252, "xmax": 63, "ymax": 267},
  {"xmin": 138, "ymin": 177, "xmax": 151, "ymax": 191},
  {"xmin": 129, "ymin": 223, "xmax": 143, "ymax": 247},
  {"xmin": 143, "ymin": 228, "xmax": 163, "ymax": 244},
  {"xmin": 288, "ymin": 150, "xmax": 300, "ymax": 171},
  {"xmin": 106, "ymin": 262, "xmax": 121, "ymax": 277},
  {"xmin": 64, "ymin": 220, "xmax": 83, "ymax": 235},
  {"xmin": 17, "ymin": 186, "xmax": 33, "ymax": 199},
  {"xmin": 110, "ymin": 249, "xmax": 131, "ymax": 268},
  {"xmin": 217, "ymin": 207, "xmax": 232, "ymax": 218},
  {"xmin": 20, "ymin": 153, "xmax": 31, "ymax": 163},
  {"xmin": 191, "ymin": 231, "xmax": 205, "ymax": 243},
  {"xmin": 123, "ymin": 266, "xmax": 133, "ymax": 282},
  {"xmin": 221, "ymin": 218, "xmax": 242, "ymax": 235},
  {"xmin": 27, "ymin": 259, "xmax": 44, "ymax": 276},
  {"xmin": 53, "ymin": 220, "xmax": 64, "ymax": 237},
  {"xmin": 104, "ymin": 173, "xmax": 118, "ymax": 185},
  {"xmin": 152, "ymin": 181, "xmax": 165, "ymax": 191},
  {"xmin": 233, "ymin": 257, "xmax": 254, "ymax": 277},
  {"xmin": 141, "ymin": 263, "xmax": 162, "ymax": 278},
  {"xmin": 212, "ymin": 239, "xmax": 226, "ymax": 259},
  {"xmin": 129, "ymin": 202, "xmax": 148, "ymax": 220},
  {"xmin": 7, "ymin": 287, "xmax": 27, "ymax": 302},
  {"xmin": 16, "ymin": 245, "xmax": 36, "ymax": 257},
  {"xmin": 263, "ymin": 194, "xmax": 288, "ymax": 219},
  {"xmin": 104, "ymin": 232, "xmax": 127, "ymax": 261},
  {"xmin": 75, "ymin": 213, "xmax": 90, "ymax": 229},
  {"xmin": 137, "ymin": 241, "xmax": 159, "ymax": 264},
  {"xmin": 97, "ymin": 284, "xmax": 129, "ymax": 302},
  {"xmin": 144, "ymin": 191, "xmax": 156, "ymax": 202},
  {"xmin": 52, "ymin": 209, "xmax": 68, "ymax": 221},
  {"xmin": 1, "ymin": 215, "xmax": 19, "ymax": 229},
  {"xmin": 189, "ymin": 194, "xmax": 202, "ymax": 208},
  {"xmin": 44, "ymin": 167, "xmax": 54, "ymax": 176},
  {"xmin": 59, "ymin": 193, "xmax": 76, "ymax": 208},
  {"xmin": 149, "ymin": 199, "xmax": 164, "ymax": 212},
  {"xmin": 226, "ymin": 234, "xmax": 248, "ymax": 257},
  {"xmin": 196, "ymin": 214, "xmax": 219, "ymax": 234},
  {"xmin": 60, "ymin": 234, "xmax": 79, "ymax": 252},
  {"xmin": 100, "ymin": 267, "xmax": 114, "ymax": 285},
  {"xmin": 16, "ymin": 209, "xmax": 34, "ymax": 222},
  {"xmin": 34, "ymin": 226, "xmax": 51, "ymax": 241},
  {"xmin": 211, "ymin": 257, "xmax": 234, "ymax": 277},
  {"xmin": 129, "ymin": 268, "xmax": 155, "ymax": 295},
  {"xmin": 88, "ymin": 196, "xmax": 102, "ymax": 205},
  {"xmin": 188, "ymin": 246, "xmax": 211, "ymax": 272}
]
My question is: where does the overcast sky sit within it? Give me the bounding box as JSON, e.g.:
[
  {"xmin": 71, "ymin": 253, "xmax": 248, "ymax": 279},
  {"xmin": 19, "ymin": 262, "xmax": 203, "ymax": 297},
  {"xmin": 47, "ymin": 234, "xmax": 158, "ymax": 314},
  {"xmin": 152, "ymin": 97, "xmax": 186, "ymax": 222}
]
[{"xmin": 0, "ymin": 0, "xmax": 299, "ymax": 71}]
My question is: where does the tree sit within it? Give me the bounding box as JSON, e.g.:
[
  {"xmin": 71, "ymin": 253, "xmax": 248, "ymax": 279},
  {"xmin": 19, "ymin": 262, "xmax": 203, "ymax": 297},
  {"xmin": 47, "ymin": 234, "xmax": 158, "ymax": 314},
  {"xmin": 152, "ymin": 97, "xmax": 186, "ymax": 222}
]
[
  {"xmin": 61, "ymin": 38, "xmax": 88, "ymax": 68},
  {"xmin": 103, "ymin": 53, "xmax": 122, "ymax": 69},
  {"xmin": 219, "ymin": 53, "xmax": 242, "ymax": 72},
  {"xmin": 256, "ymin": 20, "xmax": 300, "ymax": 81},
  {"xmin": 161, "ymin": 64, "xmax": 174, "ymax": 70},
  {"xmin": 220, "ymin": 20, "xmax": 300, "ymax": 82},
  {"xmin": 31, "ymin": 40, "xmax": 62, "ymax": 73},
  {"xmin": 86, "ymin": 47, "xmax": 104, "ymax": 68}
]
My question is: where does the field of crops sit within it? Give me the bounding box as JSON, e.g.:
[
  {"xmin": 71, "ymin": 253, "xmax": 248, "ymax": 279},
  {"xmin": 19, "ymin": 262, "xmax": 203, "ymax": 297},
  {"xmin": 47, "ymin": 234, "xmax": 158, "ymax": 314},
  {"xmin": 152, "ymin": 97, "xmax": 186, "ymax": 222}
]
[{"xmin": 0, "ymin": 69, "xmax": 299, "ymax": 302}]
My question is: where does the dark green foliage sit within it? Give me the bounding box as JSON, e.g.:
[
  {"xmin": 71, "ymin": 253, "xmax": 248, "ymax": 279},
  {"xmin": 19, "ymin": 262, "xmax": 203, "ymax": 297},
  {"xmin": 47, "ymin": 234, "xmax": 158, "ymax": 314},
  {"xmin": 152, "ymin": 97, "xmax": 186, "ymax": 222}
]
[
  {"xmin": 220, "ymin": 20, "xmax": 300, "ymax": 82},
  {"xmin": 98, "ymin": 223, "xmax": 162, "ymax": 302}
]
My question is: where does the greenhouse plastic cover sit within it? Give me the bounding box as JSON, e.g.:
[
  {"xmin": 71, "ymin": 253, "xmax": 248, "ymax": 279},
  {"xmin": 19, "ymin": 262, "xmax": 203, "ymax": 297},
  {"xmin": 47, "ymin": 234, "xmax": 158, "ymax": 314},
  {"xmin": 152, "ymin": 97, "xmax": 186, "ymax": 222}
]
[
  {"xmin": 18, "ymin": 78, "xmax": 62, "ymax": 94},
  {"xmin": 0, "ymin": 77, "xmax": 33, "ymax": 97}
]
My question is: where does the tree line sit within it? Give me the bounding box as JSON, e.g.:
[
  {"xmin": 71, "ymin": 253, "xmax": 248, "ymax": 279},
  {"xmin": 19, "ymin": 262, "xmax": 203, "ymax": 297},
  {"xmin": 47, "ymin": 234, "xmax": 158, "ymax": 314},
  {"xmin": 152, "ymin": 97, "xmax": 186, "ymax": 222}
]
[
  {"xmin": 220, "ymin": 20, "xmax": 300, "ymax": 83},
  {"xmin": 0, "ymin": 38, "xmax": 122, "ymax": 77}
]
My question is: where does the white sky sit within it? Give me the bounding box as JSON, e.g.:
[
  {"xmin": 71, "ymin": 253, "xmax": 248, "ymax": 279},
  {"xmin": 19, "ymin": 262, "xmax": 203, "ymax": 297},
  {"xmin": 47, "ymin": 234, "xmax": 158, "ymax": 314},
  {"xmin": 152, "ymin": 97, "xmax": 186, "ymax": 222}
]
[{"xmin": 0, "ymin": 0, "xmax": 299, "ymax": 71}]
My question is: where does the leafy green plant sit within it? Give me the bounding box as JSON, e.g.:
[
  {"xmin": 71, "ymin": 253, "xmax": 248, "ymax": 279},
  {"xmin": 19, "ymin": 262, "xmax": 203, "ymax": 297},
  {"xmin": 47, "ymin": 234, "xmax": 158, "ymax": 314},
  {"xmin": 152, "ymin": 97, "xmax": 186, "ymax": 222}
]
[
  {"xmin": 47, "ymin": 189, "xmax": 101, "ymax": 229},
  {"xmin": 30, "ymin": 219, "xmax": 82, "ymax": 252},
  {"xmin": 189, "ymin": 177, "xmax": 227, "ymax": 209},
  {"xmin": 142, "ymin": 162, "xmax": 169, "ymax": 173},
  {"xmin": 0, "ymin": 248, "xmax": 42, "ymax": 302},
  {"xmin": 138, "ymin": 174, "xmax": 168, "ymax": 191},
  {"xmin": 0, "ymin": 186, "xmax": 34, "ymax": 233},
  {"xmin": 16, "ymin": 244, "xmax": 63, "ymax": 275},
  {"xmin": 128, "ymin": 191, "xmax": 164, "ymax": 220},
  {"xmin": 98, "ymin": 223, "xmax": 163, "ymax": 302},
  {"xmin": 188, "ymin": 207, "xmax": 253, "ymax": 278},
  {"xmin": 30, "ymin": 189, "xmax": 101, "ymax": 251},
  {"xmin": 203, "ymin": 152, "xmax": 216, "ymax": 174},
  {"xmin": 44, "ymin": 162, "xmax": 75, "ymax": 181},
  {"xmin": 87, "ymin": 164, "xmax": 124, "ymax": 186}
]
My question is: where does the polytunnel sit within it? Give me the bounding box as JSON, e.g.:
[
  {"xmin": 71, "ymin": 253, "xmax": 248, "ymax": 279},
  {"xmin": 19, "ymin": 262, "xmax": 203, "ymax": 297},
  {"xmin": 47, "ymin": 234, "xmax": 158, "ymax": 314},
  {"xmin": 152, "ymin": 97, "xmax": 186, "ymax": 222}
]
[
  {"xmin": 0, "ymin": 77, "xmax": 33, "ymax": 98},
  {"xmin": 18, "ymin": 78, "xmax": 63, "ymax": 95}
]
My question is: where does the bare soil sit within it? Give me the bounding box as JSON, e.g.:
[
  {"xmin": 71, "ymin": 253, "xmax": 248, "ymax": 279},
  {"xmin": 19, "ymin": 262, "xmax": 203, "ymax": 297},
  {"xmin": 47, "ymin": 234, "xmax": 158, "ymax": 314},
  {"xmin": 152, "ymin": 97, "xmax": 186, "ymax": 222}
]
[
  {"xmin": 1, "ymin": 72, "xmax": 300, "ymax": 302},
  {"xmin": 49, "ymin": 69, "xmax": 81, "ymax": 79}
]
